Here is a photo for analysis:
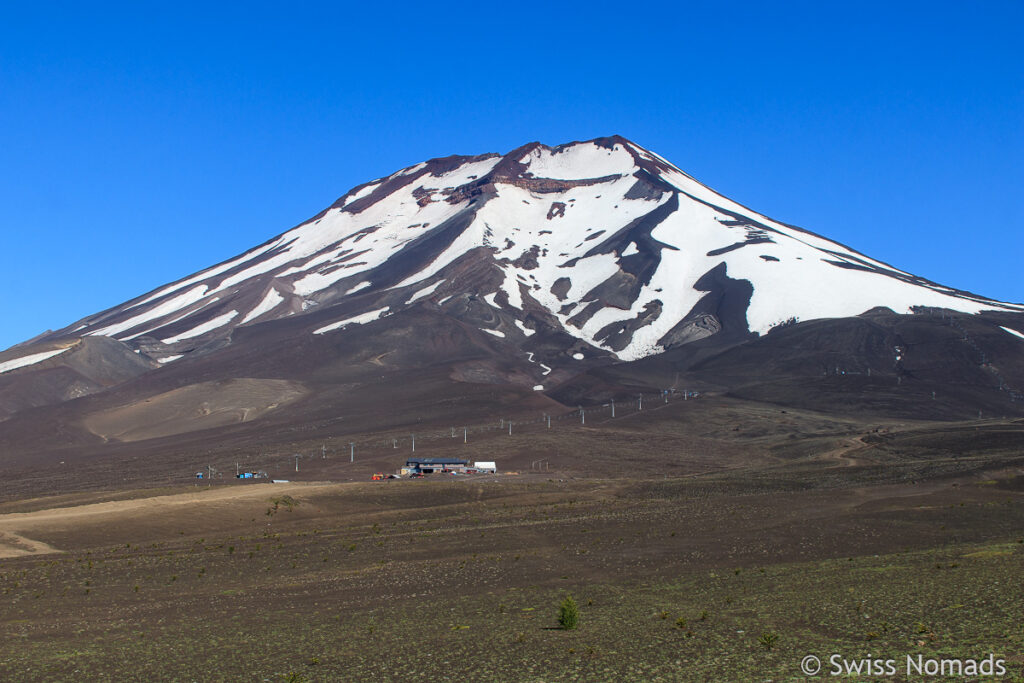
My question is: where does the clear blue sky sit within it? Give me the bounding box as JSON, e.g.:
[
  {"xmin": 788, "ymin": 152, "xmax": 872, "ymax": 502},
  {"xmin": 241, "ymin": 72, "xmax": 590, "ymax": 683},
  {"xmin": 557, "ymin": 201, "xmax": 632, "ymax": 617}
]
[{"xmin": 2, "ymin": 1, "xmax": 1021, "ymax": 351}]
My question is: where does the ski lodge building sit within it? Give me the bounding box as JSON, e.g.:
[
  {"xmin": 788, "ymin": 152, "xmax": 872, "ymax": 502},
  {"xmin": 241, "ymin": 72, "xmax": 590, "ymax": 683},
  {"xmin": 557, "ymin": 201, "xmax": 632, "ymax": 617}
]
[{"xmin": 402, "ymin": 457, "xmax": 468, "ymax": 475}]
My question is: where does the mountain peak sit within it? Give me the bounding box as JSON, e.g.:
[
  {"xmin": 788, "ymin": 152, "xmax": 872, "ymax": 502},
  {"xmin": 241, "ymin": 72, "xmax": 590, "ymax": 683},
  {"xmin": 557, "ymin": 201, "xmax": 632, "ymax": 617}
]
[{"xmin": 24, "ymin": 137, "xmax": 1021, "ymax": 370}]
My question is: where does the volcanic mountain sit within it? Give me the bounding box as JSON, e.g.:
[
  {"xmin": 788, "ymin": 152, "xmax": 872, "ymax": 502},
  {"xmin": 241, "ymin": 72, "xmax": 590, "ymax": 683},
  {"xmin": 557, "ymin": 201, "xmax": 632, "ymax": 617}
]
[{"xmin": 2, "ymin": 136, "xmax": 1023, "ymax": 460}]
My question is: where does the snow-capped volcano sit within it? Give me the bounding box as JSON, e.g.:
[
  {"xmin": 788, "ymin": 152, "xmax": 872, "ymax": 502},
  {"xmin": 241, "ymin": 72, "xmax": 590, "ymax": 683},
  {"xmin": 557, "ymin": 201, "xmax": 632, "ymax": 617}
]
[
  {"xmin": 39, "ymin": 136, "xmax": 1023, "ymax": 364},
  {"xmin": 4, "ymin": 135, "xmax": 1024, "ymax": 440}
]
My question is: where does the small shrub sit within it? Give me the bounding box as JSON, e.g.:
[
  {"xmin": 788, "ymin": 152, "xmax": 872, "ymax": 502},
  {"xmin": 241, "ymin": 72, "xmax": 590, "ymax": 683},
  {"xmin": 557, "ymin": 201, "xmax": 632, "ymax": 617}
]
[
  {"xmin": 268, "ymin": 496, "xmax": 299, "ymax": 517},
  {"xmin": 758, "ymin": 631, "xmax": 778, "ymax": 650},
  {"xmin": 558, "ymin": 595, "xmax": 580, "ymax": 630}
]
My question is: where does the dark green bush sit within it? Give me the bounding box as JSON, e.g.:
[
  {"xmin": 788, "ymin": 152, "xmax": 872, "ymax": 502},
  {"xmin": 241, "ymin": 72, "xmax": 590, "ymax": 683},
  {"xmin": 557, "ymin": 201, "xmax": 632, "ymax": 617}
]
[{"xmin": 558, "ymin": 595, "xmax": 579, "ymax": 630}]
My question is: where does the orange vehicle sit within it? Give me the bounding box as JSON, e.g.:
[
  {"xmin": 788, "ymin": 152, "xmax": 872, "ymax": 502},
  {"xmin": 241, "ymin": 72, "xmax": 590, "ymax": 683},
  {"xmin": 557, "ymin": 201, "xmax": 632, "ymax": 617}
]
[{"xmin": 371, "ymin": 472, "xmax": 386, "ymax": 481}]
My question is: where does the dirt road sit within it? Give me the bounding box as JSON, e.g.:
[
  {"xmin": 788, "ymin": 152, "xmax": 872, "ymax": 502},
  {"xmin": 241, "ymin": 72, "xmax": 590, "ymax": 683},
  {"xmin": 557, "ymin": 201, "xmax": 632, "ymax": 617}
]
[{"xmin": 0, "ymin": 481, "xmax": 340, "ymax": 557}]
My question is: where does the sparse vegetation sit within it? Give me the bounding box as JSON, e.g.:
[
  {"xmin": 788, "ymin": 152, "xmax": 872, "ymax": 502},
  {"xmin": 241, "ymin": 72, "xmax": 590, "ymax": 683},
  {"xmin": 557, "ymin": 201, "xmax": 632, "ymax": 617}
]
[
  {"xmin": 0, "ymin": 429, "xmax": 1021, "ymax": 681},
  {"xmin": 558, "ymin": 595, "xmax": 579, "ymax": 630},
  {"xmin": 758, "ymin": 631, "xmax": 778, "ymax": 650},
  {"xmin": 267, "ymin": 496, "xmax": 298, "ymax": 516}
]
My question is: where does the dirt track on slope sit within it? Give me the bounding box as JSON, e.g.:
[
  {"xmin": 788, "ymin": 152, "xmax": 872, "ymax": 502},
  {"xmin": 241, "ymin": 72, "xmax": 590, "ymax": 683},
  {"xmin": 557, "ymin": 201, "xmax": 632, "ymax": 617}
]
[{"xmin": 0, "ymin": 481, "xmax": 339, "ymax": 558}]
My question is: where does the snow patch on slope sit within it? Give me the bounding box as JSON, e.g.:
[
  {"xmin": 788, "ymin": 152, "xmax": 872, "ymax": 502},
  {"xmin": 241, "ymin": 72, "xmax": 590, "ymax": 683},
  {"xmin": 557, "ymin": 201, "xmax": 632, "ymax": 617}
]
[
  {"xmin": 406, "ymin": 280, "xmax": 444, "ymax": 304},
  {"xmin": 125, "ymin": 243, "xmax": 280, "ymax": 311},
  {"xmin": 292, "ymin": 267, "xmax": 358, "ymax": 297},
  {"xmin": 522, "ymin": 142, "xmax": 634, "ymax": 180},
  {"xmin": 500, "ymin": 268, "xmax": 523, "ymax": 309},
  {"xmin": 89, "ymin": 286, "xmax": 211, "ymax": 338},
  {"xmin": 1000, "ymin": 326, "xmax": 1024, "ymax": 340},
  {"xmin": 514, "ymin": 320, "xmax": 535, "ymax": 336},
  {"xmin": 269, "ymin": 157, "xmax": 504, "ymax": 298},
  {"xmin": 241, "ymin": 289, "xmax": 284, "ymax": 324},
  {"xmin": 162, "ymin": 310, "xmax": 239, "ymax": 344},
  {"xmin": 313, "ymin": 307, "xmax": 390, "ymax": 335},
  {"xmin": 0, "ymin": 348, "xmax": 69, "ymax": 374},
  {"xmin": 121, "ymin": 298, "xmax": 221, "ymax": 341},
  {"xmin": 343, "ymin": 181, "xmax": 381, "ymax": 206}
]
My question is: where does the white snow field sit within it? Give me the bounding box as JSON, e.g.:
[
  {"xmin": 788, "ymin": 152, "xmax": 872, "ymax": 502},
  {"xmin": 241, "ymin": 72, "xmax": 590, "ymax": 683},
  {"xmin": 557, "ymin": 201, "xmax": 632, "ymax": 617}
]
[
  {"xmin": 161, "ymin": 310, "xmax": 239, "ymax": 344},
  {"xmin": 240, "ymin": 289, "xmax": 284, "ymax": 324},
  {"xmin": 313, "ymin": 307, "xmax": 390, "ymax": 335},
  {"xmin": 0, "ymin": 348, "xmax": 69, "ymax": 374}
]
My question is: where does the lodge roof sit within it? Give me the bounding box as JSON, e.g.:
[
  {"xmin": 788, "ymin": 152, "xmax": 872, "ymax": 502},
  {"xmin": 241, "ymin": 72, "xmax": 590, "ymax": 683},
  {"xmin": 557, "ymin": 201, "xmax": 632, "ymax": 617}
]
[{"xmin": 406, "ymin": 458, "xmax": 468, "ymax": 466}]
